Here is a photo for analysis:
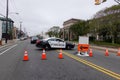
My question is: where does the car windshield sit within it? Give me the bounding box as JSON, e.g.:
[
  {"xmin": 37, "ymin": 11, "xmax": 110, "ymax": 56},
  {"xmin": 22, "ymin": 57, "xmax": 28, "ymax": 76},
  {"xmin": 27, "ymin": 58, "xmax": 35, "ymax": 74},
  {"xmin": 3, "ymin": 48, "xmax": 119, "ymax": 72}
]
[
  {"xmin": 32, "ymin": 36, "xmax": 38, "ymax": 40},
  {"xmin": 43, "ymin": 38, "xmax": 51, "ymax": 41}
]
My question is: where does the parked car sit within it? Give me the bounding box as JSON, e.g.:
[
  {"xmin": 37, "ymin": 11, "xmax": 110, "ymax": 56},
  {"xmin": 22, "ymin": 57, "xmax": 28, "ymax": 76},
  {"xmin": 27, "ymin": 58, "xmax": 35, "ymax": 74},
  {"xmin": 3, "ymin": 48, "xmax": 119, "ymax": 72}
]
[
  {"xmin": 31, "ymin": 36, "xmax": 38, "ymax": 44},
  {"xmin": 36, "ymin": 37, "xmax": 75, "ymax": 50}
]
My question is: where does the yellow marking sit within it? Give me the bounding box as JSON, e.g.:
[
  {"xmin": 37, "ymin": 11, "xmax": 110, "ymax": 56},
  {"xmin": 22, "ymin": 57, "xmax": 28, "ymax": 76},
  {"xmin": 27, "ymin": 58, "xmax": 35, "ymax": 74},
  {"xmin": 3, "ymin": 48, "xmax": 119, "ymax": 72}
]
[{"xmin": 57, "ymin": 50, "xmax": 120, "ymax": 80}]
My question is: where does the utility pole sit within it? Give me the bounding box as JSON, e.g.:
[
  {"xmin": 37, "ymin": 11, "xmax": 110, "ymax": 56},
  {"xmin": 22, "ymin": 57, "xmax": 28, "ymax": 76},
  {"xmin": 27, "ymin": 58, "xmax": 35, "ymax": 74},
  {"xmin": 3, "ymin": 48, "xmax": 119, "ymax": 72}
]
[
  {"xmin": 5, "ymin": 0, "xmax": 9, "ymax": 43},
  {"xmin": 20, "ymin": 21, "xmax": 22, "ymax": 38}
]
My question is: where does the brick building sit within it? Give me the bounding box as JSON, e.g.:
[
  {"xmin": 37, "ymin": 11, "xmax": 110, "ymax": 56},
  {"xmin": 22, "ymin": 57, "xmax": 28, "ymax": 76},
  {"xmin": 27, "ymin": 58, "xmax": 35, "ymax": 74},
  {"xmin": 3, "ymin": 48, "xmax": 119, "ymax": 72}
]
[{"xmin": 60, "ymin": 18, "xmax": 81, "ymax": 41}]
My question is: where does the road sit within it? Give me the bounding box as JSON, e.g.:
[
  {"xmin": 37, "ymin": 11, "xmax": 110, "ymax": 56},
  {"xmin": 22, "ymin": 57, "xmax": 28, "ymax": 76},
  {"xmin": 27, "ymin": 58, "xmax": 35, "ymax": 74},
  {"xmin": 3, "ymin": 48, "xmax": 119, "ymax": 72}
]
[{"xmin": 0, "ymin": 40, "xmax": 120, "ymax": 80}]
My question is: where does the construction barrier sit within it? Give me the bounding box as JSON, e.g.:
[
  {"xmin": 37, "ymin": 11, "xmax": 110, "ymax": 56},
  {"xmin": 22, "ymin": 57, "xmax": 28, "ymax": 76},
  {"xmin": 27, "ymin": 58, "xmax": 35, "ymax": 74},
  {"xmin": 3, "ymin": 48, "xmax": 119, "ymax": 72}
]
[{"xmin": 77, "ymin": 36, "xmax": 89, "ymax": 56}]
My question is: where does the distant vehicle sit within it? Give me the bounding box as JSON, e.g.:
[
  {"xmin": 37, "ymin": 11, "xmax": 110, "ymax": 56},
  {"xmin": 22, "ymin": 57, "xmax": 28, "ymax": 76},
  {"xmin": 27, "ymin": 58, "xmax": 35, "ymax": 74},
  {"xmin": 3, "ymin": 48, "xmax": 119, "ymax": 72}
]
[
  {"xmin": 36, "ymin": 37, "xmax": 75, "ymax": 50},
  {"xmin": 20, "ymin": 37, "xmax": 28, "ymax": 41},
  {"xmin": 31, "ymin": 36, "xmax": 38, "ymax": 44},
  {"xmin": 24, "ymin": 37, "xmax": 28, "ymax": 40}
]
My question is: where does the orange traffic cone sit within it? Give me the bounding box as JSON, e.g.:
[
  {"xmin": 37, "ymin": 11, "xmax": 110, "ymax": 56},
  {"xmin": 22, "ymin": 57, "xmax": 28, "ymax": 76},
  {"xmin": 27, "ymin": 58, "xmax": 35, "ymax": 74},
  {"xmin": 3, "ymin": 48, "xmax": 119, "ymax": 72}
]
[
  {"xmin": 117, "ymin": 48, "xmax": 120, "ymax": 56},
  {"xmin": 105, "ymin": 49, "xmax": 109, "ymax": 56},
  {"xmin": 23, "ymin": 50, "xmax": 29, "ymax": 61},
  {"xmin": 58, "ymin": 49, "xmax": 63, "ymax": 59},
  {"xmin": 41, "ymin": 49, "xmax": 47, "ymax": 60},
  {"xmin": 89, "ymin": 49, "xmax": 93, "ymax": 57}
]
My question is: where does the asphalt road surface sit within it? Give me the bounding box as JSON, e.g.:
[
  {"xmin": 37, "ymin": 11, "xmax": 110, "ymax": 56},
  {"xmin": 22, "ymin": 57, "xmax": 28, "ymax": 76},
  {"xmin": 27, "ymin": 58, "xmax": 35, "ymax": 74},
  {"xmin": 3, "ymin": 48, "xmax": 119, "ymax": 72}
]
[{"xmin": 0, "ymin": 40, "xmax": 119, "ymax": 80}]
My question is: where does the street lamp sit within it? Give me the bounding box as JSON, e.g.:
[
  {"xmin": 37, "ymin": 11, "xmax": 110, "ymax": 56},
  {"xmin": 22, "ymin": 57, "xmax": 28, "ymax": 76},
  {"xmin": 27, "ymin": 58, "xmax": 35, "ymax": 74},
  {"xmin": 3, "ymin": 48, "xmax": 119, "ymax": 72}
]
[{"xmin": 9, "ymin": 12, "xmax": 19, "ymax": 15}]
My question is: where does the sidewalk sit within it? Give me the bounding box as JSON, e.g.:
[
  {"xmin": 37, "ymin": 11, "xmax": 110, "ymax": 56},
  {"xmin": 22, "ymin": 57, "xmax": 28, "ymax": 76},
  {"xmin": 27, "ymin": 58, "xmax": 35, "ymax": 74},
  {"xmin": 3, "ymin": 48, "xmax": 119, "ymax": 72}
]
[{"xmin": 0, "ymin": 39, "xmax": 18, "ymax": 47}]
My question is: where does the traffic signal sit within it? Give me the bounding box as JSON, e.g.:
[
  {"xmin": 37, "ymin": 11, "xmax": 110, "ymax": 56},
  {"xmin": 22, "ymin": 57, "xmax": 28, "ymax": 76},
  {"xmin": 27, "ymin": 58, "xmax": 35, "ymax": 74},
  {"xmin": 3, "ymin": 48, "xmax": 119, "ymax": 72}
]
[
  {"xmin": 102, "ymin": 0, "xmax": 107, "ymax": 3},
  {"xmin": 95, "ymin": 0, "xmax": 100, "ymax": 5}
]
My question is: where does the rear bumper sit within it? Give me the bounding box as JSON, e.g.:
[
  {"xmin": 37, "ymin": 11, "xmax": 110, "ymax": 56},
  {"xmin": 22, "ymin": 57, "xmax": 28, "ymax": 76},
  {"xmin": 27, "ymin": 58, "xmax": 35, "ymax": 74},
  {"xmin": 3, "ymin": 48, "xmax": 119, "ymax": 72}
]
[
  {"xmin": 36, "ymin": 43, "xmax": 44, "ymax": 48},
  {"xmin": 31, "ymin": 40, "xmax": 37, "ymax": 43}
]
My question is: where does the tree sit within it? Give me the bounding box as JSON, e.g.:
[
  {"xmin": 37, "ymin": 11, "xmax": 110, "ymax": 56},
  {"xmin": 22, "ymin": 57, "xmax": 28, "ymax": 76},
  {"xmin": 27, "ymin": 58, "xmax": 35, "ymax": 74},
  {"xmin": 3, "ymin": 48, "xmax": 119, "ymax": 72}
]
[
  {"xmin": 89, "ymin": 5, "xmax": 120, "ymax": 44},
  {"xmin": 69, "ymin": 21, "xmax": 89, "ymax": 40},
  {"xmin": 46, "ymin": 26, "xmax": 60, "ymax": 37}
]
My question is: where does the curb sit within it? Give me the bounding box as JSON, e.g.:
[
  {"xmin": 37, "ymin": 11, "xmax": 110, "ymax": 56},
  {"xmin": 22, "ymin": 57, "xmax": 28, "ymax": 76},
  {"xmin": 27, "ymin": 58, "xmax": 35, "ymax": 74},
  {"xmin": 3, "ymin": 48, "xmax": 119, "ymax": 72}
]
[
  {"xmin": 90, "ymin": 46, "xmax": 118, "ymax": 53},
  {"xmin": 0, "ymin": 39, "xmax": 18, "ymax": 47}
]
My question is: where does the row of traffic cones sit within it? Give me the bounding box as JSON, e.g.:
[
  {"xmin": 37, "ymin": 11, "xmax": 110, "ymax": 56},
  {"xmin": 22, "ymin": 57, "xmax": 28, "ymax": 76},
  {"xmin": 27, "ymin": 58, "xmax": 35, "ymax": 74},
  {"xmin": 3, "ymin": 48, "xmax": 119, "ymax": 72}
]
[
  {"xmin": 23, "ymin": 49, "xmax": 63, "ymax": 61},
  {"xmin": 89, "ymin": 48, "xmax": 120, "ymax": 57},
  {"xmin": 23, "ymin": 48, "xmax": 120, "ymax": 61}
]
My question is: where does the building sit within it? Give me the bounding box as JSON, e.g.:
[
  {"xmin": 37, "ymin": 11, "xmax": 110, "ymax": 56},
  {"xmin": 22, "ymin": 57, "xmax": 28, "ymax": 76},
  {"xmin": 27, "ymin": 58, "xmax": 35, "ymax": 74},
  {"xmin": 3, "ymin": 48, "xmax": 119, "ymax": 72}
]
[
  {"xmin": 0, "ymin": 20, "xmax": 2, "ymax": 44},
  {"xmin": 0, "ymin": 17, "xmax": 14, "ymax": 44},
  {"xmin": 61, "ymin": 18, "xmax": 81, "ymax": 41},
  {"xmin": 13, "ymin": 27, "xmax": 19, "ymax": 39}
]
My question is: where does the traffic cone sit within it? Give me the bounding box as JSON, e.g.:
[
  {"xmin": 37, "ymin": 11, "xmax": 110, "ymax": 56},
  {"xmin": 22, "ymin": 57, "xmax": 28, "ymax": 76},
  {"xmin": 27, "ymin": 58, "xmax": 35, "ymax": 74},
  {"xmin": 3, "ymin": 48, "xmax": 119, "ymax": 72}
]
[
  {"xmin": 58, "ymin": 49, "xmax": 63, "ymax": 59},
  {"xmin": 89, "ymin": 49, "xmax": 93, "ymax": 57},
  {"xmin": 117, "ymin": 48, "xmax": 120, "ymax": 56},
  {"xmin": 105, "ymin": 49, "xmax": 109, "ymax": 56},
  {"xmin": 23, "ymin": 50, "xmax": 29, "ymax": 61},
  {"xmin": 41, "ymin": 49, "xmax": 47, "ymax": 60}
]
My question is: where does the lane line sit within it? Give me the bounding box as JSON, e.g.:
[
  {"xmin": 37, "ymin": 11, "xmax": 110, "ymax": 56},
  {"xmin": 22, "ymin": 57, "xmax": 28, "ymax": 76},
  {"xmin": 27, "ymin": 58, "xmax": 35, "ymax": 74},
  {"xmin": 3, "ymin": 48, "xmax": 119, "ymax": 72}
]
[
  {"xmin": 57, "ymin": 50, "xmax": 120, "ymax": 80},
  {"xmin": 67, "ymin": 53, "xmax": 120, "ymax": 79},
  {"xmin": 0, "ymin": 46, "xmax": 13, "ymax": 51},
  {"xmin": 0, "ymin": 44, "xmax": 18, "ymax": 55}
]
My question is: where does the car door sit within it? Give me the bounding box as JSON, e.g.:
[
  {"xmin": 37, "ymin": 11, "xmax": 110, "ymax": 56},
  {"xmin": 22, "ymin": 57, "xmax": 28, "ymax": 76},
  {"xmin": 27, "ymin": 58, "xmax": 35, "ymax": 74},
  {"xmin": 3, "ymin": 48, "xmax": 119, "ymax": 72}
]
[
  {"xmin": 56, "ymin": 39, "xmax": 66, "ymax": 48},
  {"xmin": 48, "ymin": 39, "xmax": 58, "ymax": 48}
]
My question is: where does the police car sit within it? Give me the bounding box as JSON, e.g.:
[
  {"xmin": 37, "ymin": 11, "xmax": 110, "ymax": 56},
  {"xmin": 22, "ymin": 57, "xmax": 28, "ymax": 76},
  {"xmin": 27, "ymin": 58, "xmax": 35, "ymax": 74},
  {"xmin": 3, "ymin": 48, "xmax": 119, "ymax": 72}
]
[{"xmin": 36, "ymin": 37, "xmax": 75, "ymax": 50}]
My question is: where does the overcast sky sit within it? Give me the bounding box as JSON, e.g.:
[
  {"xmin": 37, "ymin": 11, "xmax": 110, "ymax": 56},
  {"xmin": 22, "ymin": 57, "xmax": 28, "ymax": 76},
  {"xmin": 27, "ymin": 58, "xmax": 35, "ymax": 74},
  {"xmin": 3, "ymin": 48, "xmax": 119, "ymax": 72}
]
[{"xmin": 0, "ymin": 0, "xmax": 118, "ymax": 36}]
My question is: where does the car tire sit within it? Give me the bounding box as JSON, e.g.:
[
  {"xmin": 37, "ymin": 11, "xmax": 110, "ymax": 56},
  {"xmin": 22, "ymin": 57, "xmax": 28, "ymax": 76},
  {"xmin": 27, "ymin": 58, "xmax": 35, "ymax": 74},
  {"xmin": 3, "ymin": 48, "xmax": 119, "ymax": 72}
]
[{"xmin": 45, "ymin": 45, "xmax": 51, "ymax": 50}]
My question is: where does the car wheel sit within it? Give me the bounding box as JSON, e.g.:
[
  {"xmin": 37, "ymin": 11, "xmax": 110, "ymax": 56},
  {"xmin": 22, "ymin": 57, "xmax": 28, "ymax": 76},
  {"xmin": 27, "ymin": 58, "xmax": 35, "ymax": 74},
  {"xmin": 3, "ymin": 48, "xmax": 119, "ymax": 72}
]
[{"xmin": 45, "ymin": 45, "xmax": 51, "ymax": 50}]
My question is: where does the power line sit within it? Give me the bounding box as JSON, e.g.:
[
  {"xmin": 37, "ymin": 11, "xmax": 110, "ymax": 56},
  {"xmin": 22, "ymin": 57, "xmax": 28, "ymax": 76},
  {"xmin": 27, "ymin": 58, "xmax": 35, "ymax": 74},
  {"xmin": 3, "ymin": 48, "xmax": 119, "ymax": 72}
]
[
  {"xmin": 9, "ymin": 0, "xmax": 18, "ymax": 12},
  {"xmin": 0, "ymin": 0, "xmax": 6, "ymax": 18},
  {"xmin": 0, "ymin": 7, "xmax": 5, "ymax": 13},
  {"xmin": 9, "ymin": 0, "xmax": 22, "ymax": 21},
  {"xmin": 0, "ymin": 0, "xmax": 6, "ymax": 11},
  {"xmin": 9, "ymin": 0, "xmax": 16, "ymax": 12}
]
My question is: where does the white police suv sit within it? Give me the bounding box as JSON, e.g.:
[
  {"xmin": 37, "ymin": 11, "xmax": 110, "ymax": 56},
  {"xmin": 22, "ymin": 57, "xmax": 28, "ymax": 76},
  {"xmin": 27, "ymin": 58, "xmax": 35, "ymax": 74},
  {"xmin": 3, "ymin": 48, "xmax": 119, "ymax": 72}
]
[{"xmin": 36, "ymin": 37, "xmax": 75, "ymax": 50}]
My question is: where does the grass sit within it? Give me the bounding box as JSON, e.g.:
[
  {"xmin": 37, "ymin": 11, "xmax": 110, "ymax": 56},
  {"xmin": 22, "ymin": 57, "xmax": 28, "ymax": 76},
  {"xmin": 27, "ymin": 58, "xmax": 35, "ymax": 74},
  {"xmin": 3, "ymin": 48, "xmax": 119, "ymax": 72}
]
[
  {"xmin": 72, "ymin": 40, "xmax": 120, "ymax": 48},
  {"xmin": 90, "ymin": 41, "xmax": 120, "ymax": 48}
]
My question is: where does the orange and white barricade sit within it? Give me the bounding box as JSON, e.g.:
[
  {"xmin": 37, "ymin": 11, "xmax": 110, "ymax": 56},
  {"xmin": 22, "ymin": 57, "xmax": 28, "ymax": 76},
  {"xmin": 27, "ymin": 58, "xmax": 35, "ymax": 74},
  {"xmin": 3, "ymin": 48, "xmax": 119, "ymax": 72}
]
[{"xmin": 77, "ymin": 36, "xmax": 89, "ymax": 56}]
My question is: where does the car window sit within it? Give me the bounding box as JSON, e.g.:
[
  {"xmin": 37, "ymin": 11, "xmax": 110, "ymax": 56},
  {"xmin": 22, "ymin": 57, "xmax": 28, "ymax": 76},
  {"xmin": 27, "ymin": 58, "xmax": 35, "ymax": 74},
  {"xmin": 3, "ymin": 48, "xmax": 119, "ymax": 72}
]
[
  {"xmin": 32, "ymin": 36, "xmax": 38, "ymax": 40},
  {"xmin": 48, "ymin": 39, "xmax": 55, "ymax": 41},
  {"xmin": 56, "ymin": 39, "xmax": 64, "ymax": 42}
]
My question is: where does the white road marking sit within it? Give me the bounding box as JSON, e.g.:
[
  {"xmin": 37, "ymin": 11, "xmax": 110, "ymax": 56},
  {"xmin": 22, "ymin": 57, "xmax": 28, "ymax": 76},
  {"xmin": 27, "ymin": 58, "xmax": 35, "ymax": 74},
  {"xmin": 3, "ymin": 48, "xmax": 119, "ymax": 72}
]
[{"xmin": 0, "ymin": 44, "xmax": 18, "ymax": 55}]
